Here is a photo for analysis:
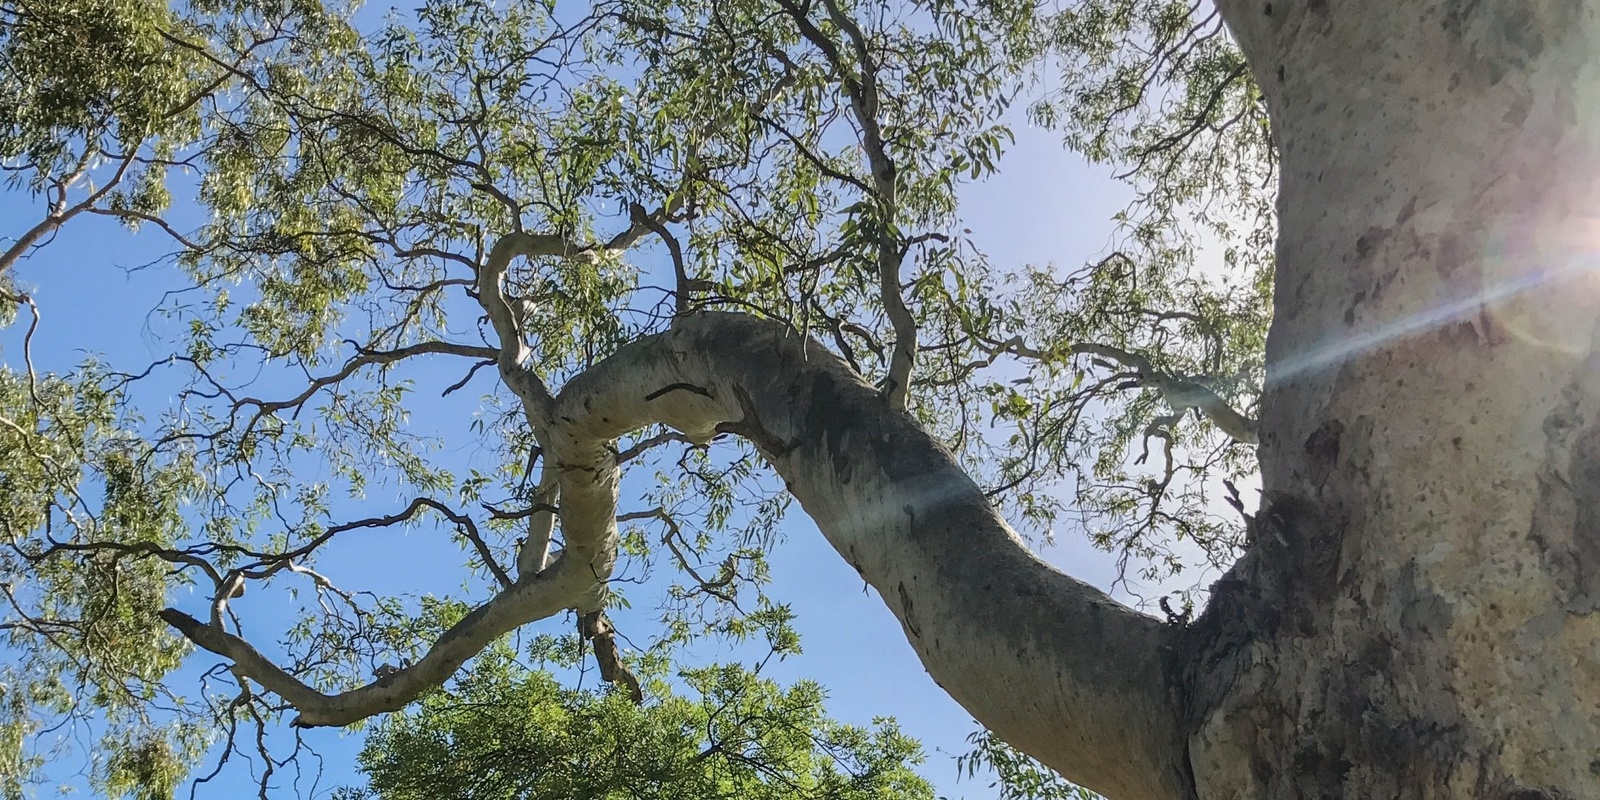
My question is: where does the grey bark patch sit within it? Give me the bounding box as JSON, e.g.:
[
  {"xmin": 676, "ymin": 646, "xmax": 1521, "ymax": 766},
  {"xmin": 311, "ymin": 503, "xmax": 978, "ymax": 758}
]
[
  {"xmin": 1505, "ymin": 789, "xmax": 1564, "ymax": 800},
  {"xmin": 1442, "ymin": 0, "xmax": 1488, "ymax": 43},
  {"xmin": 1522, "ymin": 608, "xmax": 1565, "ymax": 639},
  {"xmin": 1395, "ymin": 197, "xmax": 1418, "ymax": 225},
  {"xmin": 1354, "ymin": 226, "xmax": 1389, "ymax": 259},
  {"xmin": 1302, "ymin": 419, "xmax": 1343, "ymax": 490},
  {"xmin": 1396, "ymin": 560, "xmax": 1453, "ymax": 635},
  {"xmin": 1503, "ymin": 92, "xmax": 1533, "ymax": 126},
  {"xmin": 1493, "ymin": 4, "xmax": 1545, "ymax": 62},
  {"xmin": 1529, "ymin": 419, "xmax": 1600, "ymax": 614},
  {"xmin": 1436, "ymin": 231, "xmax": 1466, "ymax": 279},
  {"xmin": 796, "ymin": 368, "xmax": 933, "ymax": 485},
  {"xmin": 1560, "ymin": 428, "xmax": 1600, "ymax": 612},
  {"xmin": 1442, "ymin": 0, "xmax": 1573, "ymax": 91},
  {"xmin": 1542, "ymin": 403, "xmax": 1583, "ymax": 440},
  {"xmin": 1526, "ymin": 382, "xmax": 1600, "ymax": 612}
]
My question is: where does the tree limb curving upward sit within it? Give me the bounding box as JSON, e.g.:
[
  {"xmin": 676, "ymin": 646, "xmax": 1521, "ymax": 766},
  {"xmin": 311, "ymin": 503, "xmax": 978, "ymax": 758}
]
[{"xmin": 163, "ymin": 311, "xmax": 1189, "ymax": 800}]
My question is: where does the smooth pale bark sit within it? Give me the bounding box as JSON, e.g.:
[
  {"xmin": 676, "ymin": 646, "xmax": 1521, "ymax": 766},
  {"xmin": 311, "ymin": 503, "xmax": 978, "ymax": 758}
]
[
  {"xmin": 1186, "ymin": 1, "xmax": 1600, "ymax": 797},
  {"xmin": 552, "ymin": 313, "xmax": 1190, "ymax": 799},
  {"xmin": 164, "ymin": 312, "xmax": 1189, "ymax": 797}
]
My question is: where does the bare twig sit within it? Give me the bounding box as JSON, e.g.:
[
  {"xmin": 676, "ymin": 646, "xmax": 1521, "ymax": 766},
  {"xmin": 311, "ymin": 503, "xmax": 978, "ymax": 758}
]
[{"xmin": 630, "ymin": 202, "xmax": 691, "ymax": 314}]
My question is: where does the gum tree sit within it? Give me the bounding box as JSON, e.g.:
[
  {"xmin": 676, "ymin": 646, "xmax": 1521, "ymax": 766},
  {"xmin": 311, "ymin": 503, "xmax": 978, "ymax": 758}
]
[{"xmin": 6, "ymin": 0, "xmax": 1592, "ymax": 798}]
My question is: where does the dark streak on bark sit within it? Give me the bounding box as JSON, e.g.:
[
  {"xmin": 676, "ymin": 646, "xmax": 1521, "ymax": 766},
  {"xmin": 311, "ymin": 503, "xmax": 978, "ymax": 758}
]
[
  {"xmin": 1302, "ymin": 419, "xmax": 1344, "ymax": 492},
  {"xmin": 1562, "ymin": 429, "xmax": 1600, "ymax": 612},
  {"xmin": 644, "ymin": 382, "xmax": 713, "ymax": 402},
  {"xmin": 1531, "ymin": 379, "xmax": 1600, "ymax": 615},
  {"xmin": 719, "ymin": 384, "xmax": 800, "ymax": 458},
  {"xmin": 897, "ymin": 582, "xmax": 922, "ymax": 638}
]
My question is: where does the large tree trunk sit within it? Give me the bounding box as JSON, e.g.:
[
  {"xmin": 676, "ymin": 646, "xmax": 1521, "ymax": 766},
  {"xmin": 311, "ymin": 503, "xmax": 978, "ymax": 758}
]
[{"xmin": 1186, "ymin": 1, "xmax": 1600, "ymax": 797}]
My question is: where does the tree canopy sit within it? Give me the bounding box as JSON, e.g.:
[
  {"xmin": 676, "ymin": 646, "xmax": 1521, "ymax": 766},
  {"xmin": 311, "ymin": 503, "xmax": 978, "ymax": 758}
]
[
  {"xmin": 0, "ymin": 0, "xmax": 1274, "ymax": 796},
  {"xmin": 339, "ymin": 633, "xmax": 932, "ymax": 800}
]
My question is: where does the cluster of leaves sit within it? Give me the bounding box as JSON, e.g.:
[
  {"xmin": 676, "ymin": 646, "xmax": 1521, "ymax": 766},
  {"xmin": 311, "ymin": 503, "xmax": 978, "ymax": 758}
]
[
  {"xmin": 957, "ymin": 729, "xmax": 1097, "ymax": 800},
  {"xmin": 339, "ymin": 634, "xmax": 931, "ymax": 800},
  {"xmin": 0, "ymin": 365, "xmax": 211, "ymax": 797},
  {"xmin": 945, "ymin": 0, "xmax": 1275, "ymax": 583}
]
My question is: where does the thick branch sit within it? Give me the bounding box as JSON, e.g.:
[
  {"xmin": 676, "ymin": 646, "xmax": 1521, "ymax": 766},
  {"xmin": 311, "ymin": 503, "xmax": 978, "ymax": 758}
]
[
  {"xmin": 778, "ymin": 0, "xmax": 916, "ymax": 409},
  {"xmin": 547, "ymin": 313, "xmax": 1189, "ymax": 799},
  {"xmin": 0, "ymin": 154, "xmax": 136, "ymax": 276},
  {"xmin": 515, "ymin": 456, "xmax": 558, "ymax": 579},
  {"xmin": 160, "ymin": 548, "xmax": 600, "ymax": 727},
  {"xmin": 629, "ymin": 202, "xmax": 690, "ymax": 314},
  {"xmin": 162, "ymin": 313, "xmax": 1188, "ymax": 799},
  {"xmin": 475, "ymin": 214, "xmax": 679, "ymax": 418},
  {"xmin": 477, "ymin": 232, "xmax": 568, "ymax": 416}
]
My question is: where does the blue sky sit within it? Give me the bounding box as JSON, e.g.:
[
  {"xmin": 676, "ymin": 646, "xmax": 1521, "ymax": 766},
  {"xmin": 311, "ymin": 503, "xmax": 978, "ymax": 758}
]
[{"xmin": 0, "ymin": 106, "xmax": 1183, "ymax": 797}]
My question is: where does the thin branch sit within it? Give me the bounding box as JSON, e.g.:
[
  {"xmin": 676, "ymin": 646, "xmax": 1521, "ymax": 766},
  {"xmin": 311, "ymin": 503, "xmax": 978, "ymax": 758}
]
[
  {"xmin": 778, "ymin": 0, "xmax": 915, "ymax": 408},
  {"xmin": 0, "ymin": 154, "xmax": 137, "ymax": 276},
  {"xmin": 413, "ymin": 498, "xmax": 513, "ymax": 590},
  {"xmin": 616, "ymin": 430, "xmax": 697, "ymax": 463},
  {"xmin": 234, "ymin": 340, "xmax": 498, "ymax": 428},
  {"xmin": 630, "ymin": 202, "xmax": 691, "ymax": 314},
  {"xmin": 975, "ymin": 335, "xmax": 1259, "ymax": 444}
]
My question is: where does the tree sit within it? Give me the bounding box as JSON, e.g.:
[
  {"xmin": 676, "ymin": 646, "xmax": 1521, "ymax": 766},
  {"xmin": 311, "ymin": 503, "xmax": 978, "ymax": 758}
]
[
  {"xmin": 338, "ymin": 632, "xmax": 932, "ymax": 800},
  {"xmin": 3, "ymin": 0, "xmax": 1593, "ymax": 798}
]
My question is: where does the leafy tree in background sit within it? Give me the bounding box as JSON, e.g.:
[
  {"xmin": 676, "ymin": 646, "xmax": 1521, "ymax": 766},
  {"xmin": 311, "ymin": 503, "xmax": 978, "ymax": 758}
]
[
  {"xmin": 7, "ymin": 0, "xmax": 1588, "ymax": 796},
  {"xmin": 337, "ymin": 633, "xmax": 931, "ymax": 800}
]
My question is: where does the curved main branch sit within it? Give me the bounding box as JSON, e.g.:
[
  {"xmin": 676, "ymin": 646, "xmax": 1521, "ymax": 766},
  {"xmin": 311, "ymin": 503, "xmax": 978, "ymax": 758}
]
[
  {"xmin": 162, "ymin": 312, "xmax": 1187, "ymax": 798},
  {"xmin": 552, "ymin": 313, "xmax": 1189, "ymax": 799}
]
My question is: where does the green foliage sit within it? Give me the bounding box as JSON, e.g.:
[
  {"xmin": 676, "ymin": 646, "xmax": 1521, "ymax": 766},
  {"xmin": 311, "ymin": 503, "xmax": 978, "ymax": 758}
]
[
  {"xmin": 0, "ymin": 362, "xmax": 206, "ymax": 799},
  {"xmin": 0, "ymin": 0, "xmax": 201, "ymax": 172},
  {"xmin": 958, "ymin": 729, "xmax": 1099, "ymax": 800},
  {"xmin": 339, "ymin": 637, "xmax": 932, "ymax": 800},
  {"xmin": 935, "ymin": 0, "xmax": 1277, "ymax": 580},
  {"xmin": 0, "ymin": 0, "xmax": 1276, "ymax": 794}
]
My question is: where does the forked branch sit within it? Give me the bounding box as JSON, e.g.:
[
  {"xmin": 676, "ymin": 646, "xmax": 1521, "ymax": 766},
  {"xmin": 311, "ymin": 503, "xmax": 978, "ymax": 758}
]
[{"xmin": 162, "ymin": 313, "xmax": 1186, "ymax": 798}]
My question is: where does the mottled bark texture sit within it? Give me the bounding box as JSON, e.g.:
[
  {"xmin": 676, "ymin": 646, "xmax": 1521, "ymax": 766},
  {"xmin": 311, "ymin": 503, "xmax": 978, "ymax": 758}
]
[{"xmin": 1186, "ymin": 1, "xmax": 1600, "ymax": 797}]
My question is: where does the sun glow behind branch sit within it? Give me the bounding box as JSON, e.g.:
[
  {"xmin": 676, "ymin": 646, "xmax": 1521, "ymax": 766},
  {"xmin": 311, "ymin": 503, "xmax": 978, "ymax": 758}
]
[{"xmin": 1269, "ymin": 251, "xmax": 1600, "ymax": 386}]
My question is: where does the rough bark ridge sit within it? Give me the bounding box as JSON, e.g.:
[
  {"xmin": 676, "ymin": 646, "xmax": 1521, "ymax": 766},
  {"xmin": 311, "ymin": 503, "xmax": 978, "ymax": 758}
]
[{"xmin": 1186, "ymin": 1, "xmax": 1600, "ymax": 797}]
